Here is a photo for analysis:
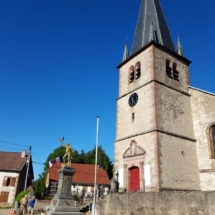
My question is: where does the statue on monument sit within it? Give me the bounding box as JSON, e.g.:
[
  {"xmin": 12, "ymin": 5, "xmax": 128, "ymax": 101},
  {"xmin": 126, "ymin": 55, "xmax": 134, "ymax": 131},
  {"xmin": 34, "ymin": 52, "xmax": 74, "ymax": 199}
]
[{"xmin": 59, "ymin": 136, "xmax": 74, "ymax": 167}]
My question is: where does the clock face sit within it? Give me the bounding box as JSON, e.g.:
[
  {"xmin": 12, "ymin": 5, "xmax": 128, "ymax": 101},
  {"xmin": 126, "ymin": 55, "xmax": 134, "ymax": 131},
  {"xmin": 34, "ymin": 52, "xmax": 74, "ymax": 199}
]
[{"xmin": 128, "ymin": 93, "xmax": 138, "ymax": 107}]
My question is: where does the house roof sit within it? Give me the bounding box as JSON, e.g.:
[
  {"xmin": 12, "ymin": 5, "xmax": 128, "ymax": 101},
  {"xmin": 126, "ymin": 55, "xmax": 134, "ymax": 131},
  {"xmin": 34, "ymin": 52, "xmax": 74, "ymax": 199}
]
[
  {"xmin": 0, "ymin": 151, "xmax": 28, "ymax": 171},
  {"xmin": 49, "ymin": 163, "xmax": 110, "ymax": 186}
]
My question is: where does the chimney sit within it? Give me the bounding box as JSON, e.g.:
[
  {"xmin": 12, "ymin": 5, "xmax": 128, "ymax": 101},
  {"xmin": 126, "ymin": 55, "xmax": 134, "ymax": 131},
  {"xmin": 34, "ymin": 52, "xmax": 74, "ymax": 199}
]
[{"xmin": 21, "ymin": 150, "xmax": 26, "ymax": 158}]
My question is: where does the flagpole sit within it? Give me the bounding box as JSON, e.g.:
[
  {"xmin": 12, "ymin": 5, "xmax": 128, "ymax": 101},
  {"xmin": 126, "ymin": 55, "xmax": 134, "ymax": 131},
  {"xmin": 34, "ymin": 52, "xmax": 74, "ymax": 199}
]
[{"xmin": 93, "ymin": 116, "xmax": 99, "ymax": 215}]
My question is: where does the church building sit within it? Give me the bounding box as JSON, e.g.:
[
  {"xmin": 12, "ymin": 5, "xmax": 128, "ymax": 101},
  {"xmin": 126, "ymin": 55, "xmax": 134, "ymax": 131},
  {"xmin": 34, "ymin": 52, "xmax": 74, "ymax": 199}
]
[{"xmin": 114, "ymin": 0, "xmax": 215, "ymax": 192}]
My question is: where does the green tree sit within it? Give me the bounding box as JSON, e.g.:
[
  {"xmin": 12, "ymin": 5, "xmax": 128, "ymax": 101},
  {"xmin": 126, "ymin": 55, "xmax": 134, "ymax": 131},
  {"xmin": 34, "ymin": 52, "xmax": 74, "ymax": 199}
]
[
  {"xmin": 79, "ymin": 150, "xmax": 86, "ymax": 164},
  {"xmin": 33, "ymin": 172, "xmax": 46, "ymax": 199},
  {"xmin": 85, "ymin": 145, "xmax": 113, "ymax": 179}
]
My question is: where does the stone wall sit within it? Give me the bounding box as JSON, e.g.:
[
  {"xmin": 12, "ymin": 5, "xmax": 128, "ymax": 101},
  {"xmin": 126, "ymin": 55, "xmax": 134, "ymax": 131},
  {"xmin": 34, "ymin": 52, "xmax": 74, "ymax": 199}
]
[
  {"xmin": 96, "ymin": 191, "xmax": 215, "ymax": 215},
  {"xmin": 190, "ymin": 88, "xmax": 215, "ymax": 191},
  {"xmin": 34, "ymin": 200, "xmax": 51, "ymax": 211},
  {"xmin": 158, "ymin": 133, "xmax": 200, "ymax": 190}
]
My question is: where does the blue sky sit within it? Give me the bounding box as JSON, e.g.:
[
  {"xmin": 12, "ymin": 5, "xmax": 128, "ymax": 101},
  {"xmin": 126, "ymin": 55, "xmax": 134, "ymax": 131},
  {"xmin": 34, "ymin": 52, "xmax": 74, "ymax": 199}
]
[{"xmin": 0, "ymin": 0, "xmax": 215, "ymax": 180}]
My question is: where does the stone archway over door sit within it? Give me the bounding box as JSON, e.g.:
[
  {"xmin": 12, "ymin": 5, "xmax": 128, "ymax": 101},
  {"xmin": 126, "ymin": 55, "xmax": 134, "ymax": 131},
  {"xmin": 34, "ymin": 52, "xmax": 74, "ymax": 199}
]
[{"xmin": 129, "ymin": 167, "xmax": 140, "ymax": 192}]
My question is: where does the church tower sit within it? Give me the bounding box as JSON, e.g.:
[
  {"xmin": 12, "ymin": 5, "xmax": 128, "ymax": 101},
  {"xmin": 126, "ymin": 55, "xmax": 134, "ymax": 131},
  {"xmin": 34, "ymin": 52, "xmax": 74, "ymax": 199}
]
[{"xmin": 114, "ymin": 0, "xmax": 200, "ymax": 192}]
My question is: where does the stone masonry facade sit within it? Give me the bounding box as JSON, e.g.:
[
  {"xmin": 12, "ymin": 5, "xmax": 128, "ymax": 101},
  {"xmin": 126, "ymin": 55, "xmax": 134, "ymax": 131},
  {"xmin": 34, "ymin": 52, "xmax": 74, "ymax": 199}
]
[
  {"xmin": 97, "ymin": 191, "xmax": 215, "ymax": 215},
  {"xmin": 114, "ymin": 44, "xmax": 204, "ymax": 192}
]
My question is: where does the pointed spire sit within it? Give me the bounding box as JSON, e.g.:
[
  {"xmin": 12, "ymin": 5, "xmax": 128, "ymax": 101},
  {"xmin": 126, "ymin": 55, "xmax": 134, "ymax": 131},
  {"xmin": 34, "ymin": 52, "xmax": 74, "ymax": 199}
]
[
  {"xmin": 122, "ymin": 40, "xmax": 129, "ymax": 61},
  {"xmin": 176, "ymin": 37, "xmax": 185, "ymax": 57},
  {"xmin": 131, "ymin": 0, "xmax": 174, "ymax": 55}
]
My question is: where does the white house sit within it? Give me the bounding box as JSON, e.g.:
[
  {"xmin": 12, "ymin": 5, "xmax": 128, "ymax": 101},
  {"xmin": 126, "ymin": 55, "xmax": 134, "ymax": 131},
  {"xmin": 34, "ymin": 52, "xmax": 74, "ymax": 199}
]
[{"xmin": 0, "ymin": 151, "xmax": 34, "ymax": 206}]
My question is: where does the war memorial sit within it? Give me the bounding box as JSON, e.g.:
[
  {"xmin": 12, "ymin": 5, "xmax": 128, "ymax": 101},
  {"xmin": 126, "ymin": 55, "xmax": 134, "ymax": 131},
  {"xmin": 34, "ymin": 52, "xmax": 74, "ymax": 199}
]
[{"xmin": 46, "ymin": 138, "xmax": 86, "ymax": 215}]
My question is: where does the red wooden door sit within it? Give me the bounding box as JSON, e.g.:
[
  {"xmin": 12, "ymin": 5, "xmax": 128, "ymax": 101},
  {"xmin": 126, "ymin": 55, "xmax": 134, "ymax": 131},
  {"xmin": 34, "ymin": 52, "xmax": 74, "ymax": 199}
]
[{"xmin": 130, "ymin": 167, "xmax": 140, "ymax": 192}]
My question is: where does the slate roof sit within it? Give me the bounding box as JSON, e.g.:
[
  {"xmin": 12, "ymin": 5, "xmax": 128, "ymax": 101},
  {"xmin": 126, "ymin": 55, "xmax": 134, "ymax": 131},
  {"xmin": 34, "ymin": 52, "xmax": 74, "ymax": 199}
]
[
  {"xmin": 49, "ymin": 163, "xmax": 110, "ymax": 186},
  {"xmin": 131, "ymin": 0, "xmax": 174, "ymax": 55},
  {"xmin": 0, "ymin": 151, "xmax": 28, "ymax": 171}
]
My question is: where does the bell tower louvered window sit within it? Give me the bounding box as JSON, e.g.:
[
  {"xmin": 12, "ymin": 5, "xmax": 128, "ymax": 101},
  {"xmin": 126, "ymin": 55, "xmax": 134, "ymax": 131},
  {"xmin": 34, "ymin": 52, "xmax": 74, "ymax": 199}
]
[
  {"xmin": 129, "ymin": 66, "xmax": 135, "ymax": 83},
  {"xmin": 135, "ymin": 62, "xmax": 141, "ymax": 79},
  {"xmin": 166, "ymin": 59, "xmax": 172, "ymax": 77},
  {"xmin": 173, "ymin": 63, "xmax": 179, "ymax": 80}
]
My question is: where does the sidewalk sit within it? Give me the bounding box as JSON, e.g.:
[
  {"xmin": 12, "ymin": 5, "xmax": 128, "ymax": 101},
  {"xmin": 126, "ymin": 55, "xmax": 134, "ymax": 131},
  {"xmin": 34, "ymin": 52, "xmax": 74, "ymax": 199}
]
[
  {"xmin": 0, "ymin": 209, "xmax": 40, "ymax": 215},
  {"xmin": 0, "ymin": 209, "xmax": 10, "ymax": 215}
]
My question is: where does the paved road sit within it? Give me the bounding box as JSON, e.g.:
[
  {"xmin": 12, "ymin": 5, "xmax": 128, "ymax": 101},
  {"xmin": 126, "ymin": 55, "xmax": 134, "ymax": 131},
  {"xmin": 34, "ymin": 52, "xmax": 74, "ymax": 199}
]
[
  {"xmin": 0, "ymin": 209, "xmax": 40, "ymax": 215},
  {"xmin": 0, "ymin": 209, "xmax": 10, "ymax": 215},
  {"xmin": 0, "ymin": 208, "xmax": 91, "ymax": 215}
]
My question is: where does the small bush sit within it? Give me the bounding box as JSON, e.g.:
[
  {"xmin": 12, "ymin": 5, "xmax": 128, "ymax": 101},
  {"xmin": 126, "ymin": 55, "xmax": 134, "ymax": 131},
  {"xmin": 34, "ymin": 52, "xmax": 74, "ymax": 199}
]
[
  {"xmin": 73, "ymin": 194, "xmax": 79, "ymax": 201},
  {"xmin": 15, "ymin": 190, "xmax": 28, "ymax": 207},
  {"xmin": 44, "ymin": 196, "xmax": 52, "ymax": 200}
]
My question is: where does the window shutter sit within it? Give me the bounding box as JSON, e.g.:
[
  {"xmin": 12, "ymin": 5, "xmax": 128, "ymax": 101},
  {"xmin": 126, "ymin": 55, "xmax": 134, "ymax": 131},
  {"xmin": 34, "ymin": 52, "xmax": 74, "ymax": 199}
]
[
  {"xmin": 10, "ymin": 177, "xmax": 16, "ymax": 186},
  {"xmin": 3, "ymin": 177, "xmax": 7, "ymax": 186},
  {"xmin": 1, "ymin": 192, "xmax": 9, "ymax": 202}
]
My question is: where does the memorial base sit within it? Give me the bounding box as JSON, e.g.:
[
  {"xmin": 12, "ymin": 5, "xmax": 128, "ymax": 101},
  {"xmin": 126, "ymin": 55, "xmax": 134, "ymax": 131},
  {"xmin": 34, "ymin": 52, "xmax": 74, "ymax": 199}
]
[{"xmin": 46, "ymin": 167, "xmax": 85, "ymax": 215}]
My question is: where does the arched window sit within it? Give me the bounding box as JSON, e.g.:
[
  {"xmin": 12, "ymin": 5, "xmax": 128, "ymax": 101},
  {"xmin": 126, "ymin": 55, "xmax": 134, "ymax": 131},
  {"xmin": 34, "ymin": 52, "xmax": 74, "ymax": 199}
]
[
  {"xmin": 209, "ymin": 125, "xmax": 215, "ymax": 158},
  {"xmin": 173, "ymin": 63, "xmax": 179, "ymax": 80},
  {"xmin": 135, "ymin": 62, "xmax": 141, "ymax": 79},
  {"xmin": 129, "ymin": 66, "xmax": 135, "ymax": 83},
  {"xmin": 166, "ymin": 59, "xmax": 172, "ymax": 76}
]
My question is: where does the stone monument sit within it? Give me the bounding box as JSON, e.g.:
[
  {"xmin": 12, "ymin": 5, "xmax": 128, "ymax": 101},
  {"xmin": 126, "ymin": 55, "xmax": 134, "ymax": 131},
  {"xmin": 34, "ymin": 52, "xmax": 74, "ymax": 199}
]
[{"xmin": 47, "ymin": 137, "xmax": 85, "ymax": 215}]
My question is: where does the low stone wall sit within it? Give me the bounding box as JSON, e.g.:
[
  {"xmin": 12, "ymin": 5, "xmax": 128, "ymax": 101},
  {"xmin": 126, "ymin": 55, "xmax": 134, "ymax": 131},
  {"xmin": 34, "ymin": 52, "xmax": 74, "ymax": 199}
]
[
  {"xmin": 96, "ymin": 191, "xmax": 215, "ymax": 215},
  {"xmin": 34, "ymin": 200, "xmax": 51, "ymax": 211}
]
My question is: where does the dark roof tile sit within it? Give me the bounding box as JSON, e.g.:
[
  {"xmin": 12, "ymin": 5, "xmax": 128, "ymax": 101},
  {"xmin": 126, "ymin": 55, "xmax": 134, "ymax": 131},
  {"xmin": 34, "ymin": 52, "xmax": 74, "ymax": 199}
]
[
  {"xmin": 131, "ymin": 0, "xmax": 174, "ymax": 55},
  {"xmin": 0, "ymin": 151, "xmax": 28, "ymax": 171}
]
